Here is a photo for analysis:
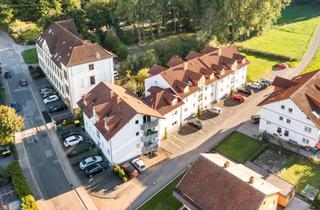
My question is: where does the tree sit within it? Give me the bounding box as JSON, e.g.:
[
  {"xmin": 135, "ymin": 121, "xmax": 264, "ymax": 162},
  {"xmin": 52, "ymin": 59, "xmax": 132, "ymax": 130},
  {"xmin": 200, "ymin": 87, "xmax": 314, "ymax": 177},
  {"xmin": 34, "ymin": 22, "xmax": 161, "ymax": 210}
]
[
  {"xmin": 0, "ymin": 105, "xmax": 24, "ymax": 146},
  {"xmin": 135, "ymin": 68, "xmax": 150, "ymax": 83},
  {"xmin": 61, "ymin": 0, "xmax": 81, "ymax": 12},
  {"xmin": 0, "ymin": 4, "xmax": 14, "ymax": 30}
]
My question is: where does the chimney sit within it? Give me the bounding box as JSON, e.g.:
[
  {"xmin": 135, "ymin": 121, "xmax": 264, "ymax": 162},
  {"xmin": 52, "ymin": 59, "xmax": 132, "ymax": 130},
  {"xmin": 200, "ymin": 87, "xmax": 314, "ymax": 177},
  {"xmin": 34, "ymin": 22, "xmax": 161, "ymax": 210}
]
[
  {"xmin": 82, "ymin": 95, "xmax": 87, "ymax": 105},
  {"xmin": 223, "ymin": 161, "xmax": 230, "ymax": 168},
  {"xmin": 184, "ymin": 62, "xmax": 188, "ymax": 70},
  {"xmin": 116, "ymin": 96, "xmax": 122, "ymax": 104},
  {"xmin": 110, "ymin": 90, "xmax": 116, "ymax": 98},
  {"xmin": 248, "ymin": 176, "xmax": 254, "ymax": 184},
  {"xmin": 218, "ymin": 48, "xmax": 222, "ymax": 56}
]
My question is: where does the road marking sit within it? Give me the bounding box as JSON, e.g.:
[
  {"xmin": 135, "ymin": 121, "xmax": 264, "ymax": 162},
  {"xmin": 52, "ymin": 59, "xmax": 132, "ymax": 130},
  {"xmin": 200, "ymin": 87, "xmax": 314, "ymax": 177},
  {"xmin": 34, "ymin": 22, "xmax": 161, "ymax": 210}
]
[
  {"xmin": 172, "ymin": 136, "xmax": 187, "ymax": 144},
  {"xmin": 13, "ymin": 88, "xmax": 29, "ymax": 92},
  {"xmin": 45, "ymin": 149, "xmax": 53, "ymax": 158},
  {"xmin": 208, "ymin": 120, "xmax": 217, "ymax": 124},
  {"xmin": 168, "ymin": 139, "xmax": 182, "ymax": 148}
]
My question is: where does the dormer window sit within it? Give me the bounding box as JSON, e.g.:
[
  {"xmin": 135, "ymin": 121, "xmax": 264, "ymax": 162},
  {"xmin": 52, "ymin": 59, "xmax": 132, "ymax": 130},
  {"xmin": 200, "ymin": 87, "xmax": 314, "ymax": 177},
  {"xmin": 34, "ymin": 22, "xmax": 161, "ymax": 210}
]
[
  {"xmin": 171, "ymin": 98, "xmax": 178, "ymax": 105},
  {"xmin": 89, "ymin": 64, "xmax": 94, "ymax": 70},
  {"xmin": 220, "ymin": 69, "xmax": 225, "ymax": 75},
  {"xmin": 209, "ymin": 74, "xmax": 214, "ymax": 80},
  {"xmin": 232, "ymin": 62, "xmax": 237, "ymax": 71},
  {"xmin": 184, "ymin": 86, "xmax": 189, "ymax": 93},
  {"xmin": 104, "ymin": 121, "xmax": 109, "ymax": 130}
]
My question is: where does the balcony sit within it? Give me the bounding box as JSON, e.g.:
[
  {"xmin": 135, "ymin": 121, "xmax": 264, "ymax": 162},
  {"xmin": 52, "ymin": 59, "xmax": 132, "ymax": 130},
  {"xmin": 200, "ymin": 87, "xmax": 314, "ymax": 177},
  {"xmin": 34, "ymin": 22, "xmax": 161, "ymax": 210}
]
[
  {"xmin": 140, "ymin": 119, "xmax": 159, "ymax": 130},
  {"xmin": 141, "ymin": 131, "xmax": 159, "ymax": 142},
  {"xmin": 142, "ymin": 143, "xmax": 159, "ymax": 154}
]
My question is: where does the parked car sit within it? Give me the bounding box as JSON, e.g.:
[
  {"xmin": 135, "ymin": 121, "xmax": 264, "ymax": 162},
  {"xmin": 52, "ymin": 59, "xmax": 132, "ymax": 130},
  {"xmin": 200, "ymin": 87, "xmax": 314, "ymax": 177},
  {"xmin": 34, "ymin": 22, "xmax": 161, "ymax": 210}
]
[
  {"xmin": 0, "ymin": 145, "xmax": 11, "ymax": 157},
  {"xmin": 121, "ymin": 162, "xmax": 139, "ymax": 178},
  {"xmin": 41, "ymin": 89, "xmax": 56, "ymax": 96},
  {"xmin": 251, "ymin": 115, "xmax": 261, "ymax": 124},
  {"xmin": 10, "ymin": 102, "xmax": 20, "ymax": 112},
  {"xmin": 40, "ymin": 83, "xmax": 52, "ymax": 89},
  {"xmin": 274, "ymin": 63, "xmax": 288, "ymax": 69},
  {"xmin": 232, "ymin": 94, "xmax": 246, "ymax": 103},
  {"xmin": 249, "ymin": 82, "xmax": 262, "ymax": 90},
  {"xmin": 114, "ymin": 71, "xmax": 119, "ymax": 78},
  {"xmin": 208, "ymin": 106, "xmax": 222, "ymax": 115},
  {"xmin": 19, "ymin": 78, "xmax": 28, "ymax": 86},
  {"xmin": 131, "ymin": 158, "xmax": 146, "ymax": 173},
  {"xmin": 237, "ymin": 87, "xmax": 253, "ymax": 95},
  {"xmin": 63, "ymin": 135, "xmax": 83, "ymax": 147},
  {"xmin": 43, "ymin": 95, "xmax": 59, "ymax": 104},
  {"xmin": 49, "ymin": 105, "xmax": 66, "ymax": 113},
  {"xmin": 85, "ymin": 163, "xmax": 106, "ymax": 177},
  {"xmin": 4, "ymin": 72, "xmax": 11, "ymax": 79},
  {"xmin": 62, "ymin": 131, "xmax": 81, "ymax": 139},
  {"xmin": 258, "ymin": 82, "xmax": 269, "ymax": 89},
  {"xmin": 42, "ymin": 92, "xmax": 56, "ymax": 99},
  {"xmin": 260, "ymin": 79, "xmax": 272, "ymax": 86},
  {"xmin": 40, "ymin": 87, "xmax": 54, "ymax": 94},
  {"xmin": 79, "ymin": 156, "xmax": 103, "ymax": 170},
  {"xmin": 188, "ymin": 119, "xmax": 204, "ymax": 129}
]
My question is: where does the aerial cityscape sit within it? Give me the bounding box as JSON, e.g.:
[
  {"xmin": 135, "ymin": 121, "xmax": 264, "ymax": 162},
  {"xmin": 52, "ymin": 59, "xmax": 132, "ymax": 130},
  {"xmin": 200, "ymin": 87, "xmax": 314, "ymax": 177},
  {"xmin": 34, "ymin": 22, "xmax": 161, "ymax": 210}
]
[{"xmin": 0, "ymin": 0, "xmax": 320, "ymax": 210}]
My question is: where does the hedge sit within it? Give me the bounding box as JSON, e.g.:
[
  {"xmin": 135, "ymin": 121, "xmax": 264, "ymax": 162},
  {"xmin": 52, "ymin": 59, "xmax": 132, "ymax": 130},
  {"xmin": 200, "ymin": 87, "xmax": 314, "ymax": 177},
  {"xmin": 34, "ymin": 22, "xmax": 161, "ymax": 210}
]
[
  {"xmin": 8, "ymin": 161, "xmax": 39, "ymax": 210},
  {"xmin": 237, "ymin": 46, "xmax": 297, "ymax": 62}
]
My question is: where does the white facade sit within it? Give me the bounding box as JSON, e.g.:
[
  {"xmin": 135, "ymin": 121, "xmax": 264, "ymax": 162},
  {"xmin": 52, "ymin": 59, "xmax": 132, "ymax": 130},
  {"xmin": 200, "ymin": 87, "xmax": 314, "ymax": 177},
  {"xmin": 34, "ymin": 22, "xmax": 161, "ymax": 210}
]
[
  {"xmin": 259, "ymin": 99, "xmax": 320, "ymax": 147},
  {"xmin": 83, "ymin": 112, "xmax": 159, "ymax": 164},
  {"xmin": 146, "ymin": 66, "xmax": 247, "ymax": 138},
  {"xmin": 36, "ymin": 42, "xmax": 114, "ymax": 110}
]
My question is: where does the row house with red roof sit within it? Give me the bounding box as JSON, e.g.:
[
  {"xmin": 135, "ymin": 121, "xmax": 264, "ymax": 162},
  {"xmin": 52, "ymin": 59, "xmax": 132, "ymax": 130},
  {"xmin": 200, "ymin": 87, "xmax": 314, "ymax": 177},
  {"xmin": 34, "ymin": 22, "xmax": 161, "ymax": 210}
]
[
  {"xmin": 258, "ymin": 70, "xmax": 320, "ymax": 148},
  {"xmin": 144, "ymin": 45, "xmax": 249, "ymax": 138},
  {"xmin": 36, "ymin": 19, "xmax": 116, "ymax": 110}
]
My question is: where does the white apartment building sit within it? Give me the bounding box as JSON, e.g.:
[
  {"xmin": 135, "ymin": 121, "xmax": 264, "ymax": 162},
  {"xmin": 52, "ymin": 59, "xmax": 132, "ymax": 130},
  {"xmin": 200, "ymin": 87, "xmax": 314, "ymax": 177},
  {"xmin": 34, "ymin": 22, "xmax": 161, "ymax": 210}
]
[
  {"xmin": 77, "ymin": 82, "xmax": 163, "ymax": 164},
  {"xmin": 144, "ymin": 45, "xmax": 248, "ymax": 138},
  {"xmin": 258, "ymin": 70, "xmax": 320, "ymax": 148},
  {"xmin": 36, "ymin": 19, "xmax": 115, "ymax": 110}
]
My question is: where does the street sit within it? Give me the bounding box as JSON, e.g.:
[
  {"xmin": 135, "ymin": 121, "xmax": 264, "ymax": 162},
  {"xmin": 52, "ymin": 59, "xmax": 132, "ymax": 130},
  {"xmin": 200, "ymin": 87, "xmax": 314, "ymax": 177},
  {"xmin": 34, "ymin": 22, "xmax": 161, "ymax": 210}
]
[{"xmin": 0, "ymin": 30, "xmax": 96, "ymax": 210}]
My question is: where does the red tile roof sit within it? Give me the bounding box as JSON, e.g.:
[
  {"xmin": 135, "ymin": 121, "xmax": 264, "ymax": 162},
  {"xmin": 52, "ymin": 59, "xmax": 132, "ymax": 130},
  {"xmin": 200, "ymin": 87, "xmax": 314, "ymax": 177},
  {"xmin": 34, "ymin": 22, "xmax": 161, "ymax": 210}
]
[
  {"xmin": 148, "ymin": 64, "xmax": 167, "ymax": 76},
  {"xmin": 77, "ymin": 82, "xmax": 163, "ymax": 140},
  {"xmin": 36, "ymin": 19, "xmax": 115, "ymax": 67},
  {"xmin": 258, "ymin": 70, "xmax": 320, "ymax": 127}
]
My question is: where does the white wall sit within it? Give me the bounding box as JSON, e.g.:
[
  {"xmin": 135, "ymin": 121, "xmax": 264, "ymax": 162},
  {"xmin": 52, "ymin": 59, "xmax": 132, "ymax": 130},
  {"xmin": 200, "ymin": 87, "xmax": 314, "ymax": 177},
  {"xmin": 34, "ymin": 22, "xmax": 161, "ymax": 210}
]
[
  {"xmin": 158, "ymin": 107, "xmax": 181, "ymax": 139},
  {"xmin": 259, "ymin": 99, "xmax": 320, "ymax": 147},
  {"xmin": 144, "ymin": 74, "xmax": 171, "ymax": 96}
]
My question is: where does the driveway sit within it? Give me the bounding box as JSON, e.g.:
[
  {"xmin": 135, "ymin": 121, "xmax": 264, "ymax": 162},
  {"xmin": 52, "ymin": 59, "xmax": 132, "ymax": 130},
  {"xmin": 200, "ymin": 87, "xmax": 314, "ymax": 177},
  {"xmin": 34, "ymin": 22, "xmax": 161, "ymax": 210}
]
[{"xmin": 0, "ymin": 30, "xmax": 97, "ymax": 210}]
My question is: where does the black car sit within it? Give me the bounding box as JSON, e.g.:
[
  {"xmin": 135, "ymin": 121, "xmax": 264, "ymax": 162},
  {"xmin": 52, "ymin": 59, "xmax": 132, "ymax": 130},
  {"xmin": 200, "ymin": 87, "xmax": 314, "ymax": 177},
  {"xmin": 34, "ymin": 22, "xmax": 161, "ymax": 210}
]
[
  {"xmin": 237, "ymin": 87, "xmax": 253, "ymax": 95},
  {"xmin": 188, "ymin": 119, "xmax": 204, "ymax": 129},
  {"xmin": 49, "ymin": 105, "xmax": 66, "ymax": 113},
  {"xmin": 4, "ymin": 72, "xmax": 12, "ymax": 79},
  {"xmin": 62, "ymin": 131, "xmax": 81, "ymax": 139},
  {"xmin": 0, "ymin": 146, "xmax": 11, "ymax": 157},
  {"xmin": 251, "ymin": 115, "xmax": 261, "ymax": 124},
  {"xmin": 19, "ymin": 78, "xmax": 28, "ymax": 86},
  {"xmin": 85, "ymin": 163, "xmax": 105, "ymax": 177}
]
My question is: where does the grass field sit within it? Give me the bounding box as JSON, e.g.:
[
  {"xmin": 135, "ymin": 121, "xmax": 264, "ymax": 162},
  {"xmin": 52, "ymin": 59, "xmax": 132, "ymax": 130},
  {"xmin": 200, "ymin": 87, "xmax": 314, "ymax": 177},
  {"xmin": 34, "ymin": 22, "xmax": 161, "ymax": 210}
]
[
  {"xmin": 278, "ymin": 156, "xmax": 320, "ymax": 208},
  {"xmin": 301, "ymin": 47, "xmax": 320, "ymax": 74},
  {"xmin": 215, "ymin": 132, "xmax": 263, "ymax": 163},
  {"xmin": 139, "ymin": 175, "xmax": 182, "ymax": 210},
  {"xmin": 21, "ymin": 48, "xmax": 38, "ymax": 64},
  {"xmin": 240, "ymin": 4, "xmax": 320, "ymax": 81}
]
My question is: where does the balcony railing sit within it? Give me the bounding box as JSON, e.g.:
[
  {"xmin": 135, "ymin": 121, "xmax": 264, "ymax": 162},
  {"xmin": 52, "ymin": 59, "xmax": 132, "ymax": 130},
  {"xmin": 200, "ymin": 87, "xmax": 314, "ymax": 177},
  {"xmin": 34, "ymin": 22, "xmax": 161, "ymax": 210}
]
[
  {"xmin": 142, "ymin": 143, "xmax": 159, "ymax": 154},
  {"xmin": 140, "ymin": 119, "xmax": 159, "ymax": 130},
  {"xmin": 141, "ymin": 131, "xmax": 159, "ymax": 142}
]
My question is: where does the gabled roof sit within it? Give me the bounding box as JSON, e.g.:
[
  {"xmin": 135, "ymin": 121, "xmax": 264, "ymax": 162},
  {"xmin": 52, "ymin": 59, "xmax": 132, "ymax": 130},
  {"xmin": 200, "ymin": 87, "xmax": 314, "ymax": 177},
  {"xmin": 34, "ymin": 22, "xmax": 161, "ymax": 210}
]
[
  {"xmin": 258, "ymin": 70, "xmax": 320, "ymax": 127},
  {"xmin": 77, "ymin": 82, "xmax": 163, "ymax": 140},
  {"xmin": 36, "ymin": 19, "xmax": 115, "ymax": 68},
  {"xmin": 265, "ymin": 174, "xmax": 295, "ymax": 197},
  {"xmin": 144, "ymin": 86, "xmax": 184, "ymax": 115},
  {"xmin": 148, "ymin": 64, "xmax": 167, "ymax": 76},
  {"xmin": 167, "ymin": 56, "xmax": 185, "ymax": 67},
  {"xmin": 174, "ymin": 153, "xmax": 280, "ymax": 210}
]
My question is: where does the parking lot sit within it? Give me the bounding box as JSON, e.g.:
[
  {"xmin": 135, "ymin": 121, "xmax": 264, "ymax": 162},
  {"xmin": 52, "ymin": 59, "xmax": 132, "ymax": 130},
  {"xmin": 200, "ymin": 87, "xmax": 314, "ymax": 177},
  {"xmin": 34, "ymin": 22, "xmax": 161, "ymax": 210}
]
[{"xmin": 0, "ymin": 185, "xmax": 17, "ymax": 206}]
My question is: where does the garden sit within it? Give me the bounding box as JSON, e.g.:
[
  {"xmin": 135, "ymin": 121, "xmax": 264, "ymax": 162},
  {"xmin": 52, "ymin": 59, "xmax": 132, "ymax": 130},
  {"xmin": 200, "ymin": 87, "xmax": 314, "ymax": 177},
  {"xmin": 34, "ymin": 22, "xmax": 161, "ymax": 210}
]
[{"xmin": 21, "ymin": 49, "xmax": 38, "ymax": 64}]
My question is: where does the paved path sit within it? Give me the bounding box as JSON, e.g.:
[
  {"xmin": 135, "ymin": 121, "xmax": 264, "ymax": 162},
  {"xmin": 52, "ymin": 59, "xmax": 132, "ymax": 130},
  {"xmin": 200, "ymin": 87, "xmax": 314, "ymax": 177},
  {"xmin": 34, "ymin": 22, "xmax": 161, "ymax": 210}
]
[{"xmin": 0, "ymin": 30, "xmax": 97, "ymax": 210}]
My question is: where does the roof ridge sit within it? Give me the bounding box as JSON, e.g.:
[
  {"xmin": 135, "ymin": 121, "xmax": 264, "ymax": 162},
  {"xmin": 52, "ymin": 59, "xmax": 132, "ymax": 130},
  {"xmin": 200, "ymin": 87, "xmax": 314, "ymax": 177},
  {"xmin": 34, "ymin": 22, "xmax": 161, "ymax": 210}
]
[{"xmin": 54, "ymin": 21, "xmax": 84, "ymax": 45}]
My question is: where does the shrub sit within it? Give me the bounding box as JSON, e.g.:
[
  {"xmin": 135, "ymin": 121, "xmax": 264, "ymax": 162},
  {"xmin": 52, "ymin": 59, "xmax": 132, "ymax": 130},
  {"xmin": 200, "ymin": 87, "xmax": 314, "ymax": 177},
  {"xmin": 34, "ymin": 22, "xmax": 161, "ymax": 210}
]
[
  {"xmin": 8, "ymin": 161, "xmax": 39, "ymax": 210},
  {"xmin": 117, "ymin": 29, "xmax": 138, "ymax": 45},
  {"xmin": 115, "ymin": 42, "xmax": 128, "ymax": 60},
  {"xmin": 112, "ymin": 165, "xmax": 128, "ymax": 183},
  {"xmin": 0, "ymin": 166, "xmax": 10, "ymax": 187},
  {"xmin": 9, "ymin": 20, "xmax": 42, "ymax": 44},
  {"xmin": 103, "ymin": 29, "xmax": 128, "ymax": 60},
  {"xmin": 29, "ymin": 67, "xmax": 45, "ymax": 80}
]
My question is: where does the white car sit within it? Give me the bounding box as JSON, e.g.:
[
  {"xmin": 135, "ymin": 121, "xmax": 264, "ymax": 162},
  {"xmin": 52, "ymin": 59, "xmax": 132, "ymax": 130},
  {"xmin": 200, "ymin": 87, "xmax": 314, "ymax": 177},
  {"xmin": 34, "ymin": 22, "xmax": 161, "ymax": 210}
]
[
  {"xmin": 114, "ymin": 71, "xmax": 119, "ymax": 78},
  {"xmin": 43, "ymin": 95, "xmax": 59, "ymax": 104},
  {"xmin": 63, "ymin": 135, "xmax": 83, "ymax": 147},
  {"xmin": 79, "ymin": 156, "xmax": 103, "ymax": 170},
  {"xmin": 249, "ymin": 82, "xmax": 262, "ymax": 90},
  {"xmin": 131, "ymin": 158, "xmax": 146, "ymax": 173},
  {"xmin": 208, "ymin": 106, "xmax": 222, "ymax": 115}
]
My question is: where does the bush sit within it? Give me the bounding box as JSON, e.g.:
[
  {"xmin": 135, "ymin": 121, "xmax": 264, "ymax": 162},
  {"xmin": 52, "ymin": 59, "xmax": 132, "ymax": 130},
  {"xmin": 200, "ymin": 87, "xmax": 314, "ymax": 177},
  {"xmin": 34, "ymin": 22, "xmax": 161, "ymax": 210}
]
[
  {"xmin": 118, "ymin": 29, "xmax": 138, "ymax": 45},
  {"xmin": 112, "ymin": 165, "xmax": 128, "ymax": 183},
  {"xmin": 9, "ymin": 20, "xmax": 42, "ymax": 45},
  {"xmin": 8, "ymin": 161, "xmax": 39, "ymax": 210},
  {"xmin": 120, "ymin": 50, "xmax": 157, "ymax": 74},
  {"xmin": 29, "ymin": 67, "xmax": 45, "ymax": 80},
  {"xmin": 115, "ymin": 42, "xmax": 128, "ymax": 60},
  {"xmin": 0, "ymin": 166, "xmax": 10, "ymax": 187},
  {"xmin": 103, "ymin": 29, "xmax": 128, "ymax": 60}
]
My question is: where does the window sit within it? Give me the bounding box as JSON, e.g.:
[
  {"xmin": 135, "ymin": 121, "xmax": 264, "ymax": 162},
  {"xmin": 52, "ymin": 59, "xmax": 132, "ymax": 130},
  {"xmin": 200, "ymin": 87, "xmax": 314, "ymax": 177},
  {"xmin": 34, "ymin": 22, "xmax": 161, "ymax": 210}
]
[
  {"xmin": 90, "ymin": 76, "xmax": 95, "ymax": 85},
  {"xmin": 302, "ymin": 138, "xmax": 309, "ymax": 144},
  {"xmin": 172, "ymin": 121, "xmax": 177, "ymax": 126},
  {"xmin": 89, "ymin": 64, "xmax": 94, "ymax": 70},
  {"xmin": 304, "ymin": 126, "xmax": 312, "ymax": 133},
  {"xmin": 205, "ymin": 87, "xmax": 207, "ymax": 90},
  {"xmin": 284, "ymin": 130, "xmax": 289, "ymax": 137},
  {"xmin": 184, "ymin": 108, "xmax": 188, "ymax": 112},
  {"xmin": 279, "ymin": 116, "xmax": 283, "ymax": 121},
  {"xmin": 64, "ymin": 70, "xmax": 68, "ymax": 80},
  {"xmin": 286, "ymin": 119, "xmax": 291, "ymax": 124},
  {"xmin": 288, "ymin": 108, "xmax": 293, "ymax": 113},
  {"xmin": 281, "ymin": 105, "xmax": 285, "ymax": 110},
  {"xmin": 136, "ymin": 132, "xmax": 139, "ymax": 136},
  {"xmin": 135, "ymin": 120, "xmax": 139, "ymax": 124},
  {"xmin": 277, "ymin": 127, "xmax": 282, "ymax": 133}
]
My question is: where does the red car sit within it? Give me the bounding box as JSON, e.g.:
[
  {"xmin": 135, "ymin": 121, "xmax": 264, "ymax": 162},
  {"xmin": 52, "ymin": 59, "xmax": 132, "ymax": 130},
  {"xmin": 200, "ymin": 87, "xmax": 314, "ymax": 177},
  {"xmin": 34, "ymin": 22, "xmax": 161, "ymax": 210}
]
[
  {"xmin": 274, "ymin": 63, "xmax": 288, "ymax": 69},
  {"xmin": 121, "ymin": 162, "xmax": 139, "ymax": 178},
  {"xmin": 232, "ymin": 94, "xmax": 246, "ymax": 103}
]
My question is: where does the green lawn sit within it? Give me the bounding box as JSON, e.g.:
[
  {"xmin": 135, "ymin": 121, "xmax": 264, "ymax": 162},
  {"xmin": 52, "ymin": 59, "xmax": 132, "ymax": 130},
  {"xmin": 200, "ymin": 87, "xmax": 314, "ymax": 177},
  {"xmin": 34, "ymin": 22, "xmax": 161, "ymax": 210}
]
[
  {"xmin": 139, "ymin": 175, "xmax": 182, "ymax": 210},
  {"xmin": 301, "ymin": 47, "xmax": 320, "ymax": 74},
  {"xmin": 278, "ymin": 156, "xmax": 320, "ymax": 207},
  {"xmin": 215, "ymin": 132, "xmax": 263, "ymax": 163},
  {"xmin": 239, "ymin": 4, "xmax": 320, "ymax": 81},
  {"xmin": 21, "ymin": 48, "xmax": 38, "ymax": 64}
]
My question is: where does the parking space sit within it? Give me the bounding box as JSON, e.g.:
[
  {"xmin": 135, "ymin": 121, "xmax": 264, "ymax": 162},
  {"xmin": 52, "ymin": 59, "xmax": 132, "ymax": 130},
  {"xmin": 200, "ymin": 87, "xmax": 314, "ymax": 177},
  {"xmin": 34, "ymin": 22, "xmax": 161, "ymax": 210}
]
[{"xmin": 0, "ymin": 185, "xmax": 18, "ymax": 206}]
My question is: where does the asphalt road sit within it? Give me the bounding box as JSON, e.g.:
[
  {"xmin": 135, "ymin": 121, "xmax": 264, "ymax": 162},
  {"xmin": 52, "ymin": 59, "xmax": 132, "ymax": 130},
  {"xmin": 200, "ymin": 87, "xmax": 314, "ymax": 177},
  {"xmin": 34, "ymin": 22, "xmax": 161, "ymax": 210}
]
[{"xmin": 0, "ymin": 31, "xmax": 88, "ymax": 210}]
